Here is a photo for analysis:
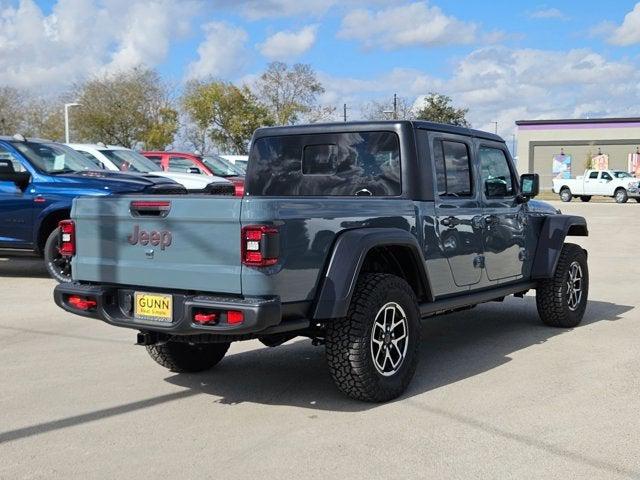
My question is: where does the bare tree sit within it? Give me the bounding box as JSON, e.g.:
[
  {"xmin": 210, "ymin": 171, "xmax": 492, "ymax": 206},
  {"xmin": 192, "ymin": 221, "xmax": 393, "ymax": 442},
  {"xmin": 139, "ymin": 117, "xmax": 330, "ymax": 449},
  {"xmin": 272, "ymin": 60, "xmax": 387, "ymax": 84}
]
[
  {"xmin": 0, "ymin": 86, "xmax": 25, "ymax": 135},
  {"xmin": 361, "ymin": 96, "xmax": 415, "ymax": 121},
  {"xmin": 255, "ymin": 62, "xmax": 325, "ymax": 125}
]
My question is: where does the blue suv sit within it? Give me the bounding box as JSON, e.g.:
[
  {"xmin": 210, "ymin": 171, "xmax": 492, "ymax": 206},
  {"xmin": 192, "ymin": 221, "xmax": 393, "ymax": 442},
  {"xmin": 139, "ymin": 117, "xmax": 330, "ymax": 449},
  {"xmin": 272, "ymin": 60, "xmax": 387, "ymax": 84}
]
[{"xmin": 0, "ymin": 135, "xmax": 185, "ymax": 281}]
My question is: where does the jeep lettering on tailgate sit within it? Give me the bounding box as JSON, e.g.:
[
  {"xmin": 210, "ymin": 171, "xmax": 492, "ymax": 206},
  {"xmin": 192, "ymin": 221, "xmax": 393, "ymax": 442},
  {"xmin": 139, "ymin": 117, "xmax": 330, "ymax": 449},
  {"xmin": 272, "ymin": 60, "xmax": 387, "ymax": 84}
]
[{"xmin": 127, "ymin": 225, "xmax": 172, "ymax": 250}]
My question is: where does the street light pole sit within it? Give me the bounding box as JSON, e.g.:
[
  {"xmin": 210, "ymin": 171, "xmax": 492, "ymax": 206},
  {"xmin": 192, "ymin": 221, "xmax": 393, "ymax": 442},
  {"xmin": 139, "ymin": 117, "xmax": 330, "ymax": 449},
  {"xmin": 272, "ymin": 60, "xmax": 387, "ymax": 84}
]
[
  {"xmin": 64, "ymin": 103, "xmax": 81, "ymax": 143},
  {"xmin": 393, "ymin": 93, "xmax": 398, "ymax": 120},
  {"xmin": 492, "ymin": 121, "xmax": 498, "ymax": 134}
]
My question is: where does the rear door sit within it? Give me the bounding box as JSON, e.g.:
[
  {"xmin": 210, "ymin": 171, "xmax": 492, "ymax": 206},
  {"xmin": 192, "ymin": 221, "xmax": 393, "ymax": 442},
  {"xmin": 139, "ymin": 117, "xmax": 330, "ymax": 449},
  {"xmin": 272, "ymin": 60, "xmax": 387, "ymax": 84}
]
[
  {"xmin": 432, "ymin": 134, "xmax": 483, "ymax": 287},
  {"xmin": 72, "ymin": 195, "xmax": 243, "ymax": 293},
  {"xmin": 478, "ymin": 141, "xmax": 526, "ymax": 282}
]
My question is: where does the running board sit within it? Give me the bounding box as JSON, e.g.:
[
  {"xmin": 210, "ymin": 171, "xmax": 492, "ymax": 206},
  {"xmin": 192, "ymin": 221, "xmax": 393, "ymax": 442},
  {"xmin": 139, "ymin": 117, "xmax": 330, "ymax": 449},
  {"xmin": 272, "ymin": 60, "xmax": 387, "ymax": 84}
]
[{"xmin": 419, "ymin": 282, "xmax": 536, "ymax": 317}]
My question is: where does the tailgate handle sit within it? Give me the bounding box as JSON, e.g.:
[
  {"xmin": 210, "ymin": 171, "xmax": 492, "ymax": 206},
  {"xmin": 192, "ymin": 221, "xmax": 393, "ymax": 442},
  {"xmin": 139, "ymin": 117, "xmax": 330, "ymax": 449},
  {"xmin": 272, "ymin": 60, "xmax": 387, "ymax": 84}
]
[{"xmin": 130, "ymin": 201, "xmax": 171, "ymax": 217}]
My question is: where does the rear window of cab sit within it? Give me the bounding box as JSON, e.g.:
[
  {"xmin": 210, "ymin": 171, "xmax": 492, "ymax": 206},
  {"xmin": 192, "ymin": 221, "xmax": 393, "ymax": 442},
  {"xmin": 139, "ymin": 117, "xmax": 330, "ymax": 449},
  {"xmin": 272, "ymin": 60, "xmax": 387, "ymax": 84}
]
[{"xmin": 245, "ymin": 131, "xmax": 401, "ymax": 196}]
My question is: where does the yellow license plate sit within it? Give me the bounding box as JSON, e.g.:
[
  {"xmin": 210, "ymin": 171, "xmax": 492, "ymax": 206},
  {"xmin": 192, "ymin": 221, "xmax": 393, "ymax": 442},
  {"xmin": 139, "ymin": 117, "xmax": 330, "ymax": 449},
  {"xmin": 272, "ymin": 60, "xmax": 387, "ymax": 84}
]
[{"xmin": 134, "ymin": 293, "xmax": 173, "ymax": 322}]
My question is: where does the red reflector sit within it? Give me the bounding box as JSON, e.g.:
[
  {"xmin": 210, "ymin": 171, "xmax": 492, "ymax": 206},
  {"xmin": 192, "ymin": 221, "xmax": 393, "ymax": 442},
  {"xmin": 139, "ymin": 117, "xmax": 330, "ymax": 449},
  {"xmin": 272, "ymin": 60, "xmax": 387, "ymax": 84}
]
[
  {"xmin": 194, "ymin": 312, "xmax": 218, "ymax": 325},
  {"xmin": 58, "ymin": 220, "xmax": 75, "ymax": 256},
  {"xmin": 68, "ymin": 295, "xmax": 96, "ymax": 310},
  {"xmin": 227, "ymin": 311, "xmax": 244, "ymax": 325}
]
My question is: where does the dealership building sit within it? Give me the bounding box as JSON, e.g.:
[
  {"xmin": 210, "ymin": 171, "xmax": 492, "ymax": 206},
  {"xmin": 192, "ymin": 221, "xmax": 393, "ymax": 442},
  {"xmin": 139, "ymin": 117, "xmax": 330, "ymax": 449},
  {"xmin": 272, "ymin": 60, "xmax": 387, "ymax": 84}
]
[{"xmin": 515, "ymin": 118, "xmax": 640, "ymax": 190}]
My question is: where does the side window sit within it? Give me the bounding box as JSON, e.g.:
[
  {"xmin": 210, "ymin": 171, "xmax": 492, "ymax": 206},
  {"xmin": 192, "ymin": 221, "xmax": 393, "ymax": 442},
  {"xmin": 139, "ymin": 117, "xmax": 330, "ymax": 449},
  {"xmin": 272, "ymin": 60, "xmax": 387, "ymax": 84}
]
[
  {"xmin": 168, "ymin": 156, "xmax": 196, "ymax": 172},
  {"xmin": 601, "ymin": 171, "xmax": 612, "ymax": 181},
  {"xmin": 589, "ymin": 171, "xmax": 599, "ymax": 179},
  {"xmin": 146, "ymin": 155, "xmax": 163, "ymax": 168},
  {"xmin": 479, "ymin": 146, "xmax": 515, "ymax": 198},
  {"xmin": 78, "ymin": 151, "xmax": 103, "ymax": 169},
  {"xmin": 434, "ymin": 140, "xmax": 473, "ymax": 197}
]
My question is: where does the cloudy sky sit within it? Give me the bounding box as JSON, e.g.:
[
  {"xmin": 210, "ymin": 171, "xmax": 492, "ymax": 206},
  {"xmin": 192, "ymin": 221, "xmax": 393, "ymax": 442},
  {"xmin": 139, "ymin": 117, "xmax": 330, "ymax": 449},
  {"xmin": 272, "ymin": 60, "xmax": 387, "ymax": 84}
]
[{"xmin": 1, "ymin": 0, "xmax": 640, "ymax": 137}]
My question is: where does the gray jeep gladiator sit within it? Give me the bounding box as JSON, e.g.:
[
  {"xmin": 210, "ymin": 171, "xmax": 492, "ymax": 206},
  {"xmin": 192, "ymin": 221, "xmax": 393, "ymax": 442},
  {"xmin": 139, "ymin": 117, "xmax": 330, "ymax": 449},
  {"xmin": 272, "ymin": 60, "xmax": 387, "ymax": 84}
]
[{"xmin": 54, "ymin": 121, "xmax": 589, "ymax": 402}]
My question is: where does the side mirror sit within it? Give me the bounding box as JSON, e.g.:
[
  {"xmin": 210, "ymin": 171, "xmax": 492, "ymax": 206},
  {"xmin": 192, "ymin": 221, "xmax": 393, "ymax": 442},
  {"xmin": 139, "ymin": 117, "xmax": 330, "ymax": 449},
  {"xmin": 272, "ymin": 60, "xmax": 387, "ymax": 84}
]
[
  {"xmin": 187, "ymin": 167, "xmax": 201, "ymax": 174},
  {"xmin": 520, "ymin": 173, "xmax": 539, "ymax": 199},
  {"xmin": 0, "ymin": 170, "xmax": 31, "ymax": 191}
]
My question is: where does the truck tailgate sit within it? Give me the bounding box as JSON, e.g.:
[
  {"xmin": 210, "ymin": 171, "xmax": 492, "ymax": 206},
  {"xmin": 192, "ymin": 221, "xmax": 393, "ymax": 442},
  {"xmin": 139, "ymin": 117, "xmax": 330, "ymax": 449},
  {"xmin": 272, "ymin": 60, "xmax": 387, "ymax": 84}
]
[{"xmin": 71, "ymin": 196, "xmax": 242, "ymax": 294}]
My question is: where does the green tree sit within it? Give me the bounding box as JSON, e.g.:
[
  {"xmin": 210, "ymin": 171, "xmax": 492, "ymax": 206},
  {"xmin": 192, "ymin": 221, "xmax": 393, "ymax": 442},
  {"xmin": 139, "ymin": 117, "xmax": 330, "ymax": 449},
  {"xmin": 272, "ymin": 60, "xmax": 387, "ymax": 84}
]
[
  {"xmin": 21, "ymin": 97, "xmax": 66, "ymax": 141},
  {"xmin": 74, "ymin": 67, "xmax": 178, "ymax": 149},
  {"xmin": 256, "ymin": 62, "xmax": 324, "ymax": 125},
  {"xmin": 414, "ymin": 93, "xmax": 469, "ymax": 127},
  {"xmin": 182, "ymin": 80, "xmax": 273, "ymax": 155}
]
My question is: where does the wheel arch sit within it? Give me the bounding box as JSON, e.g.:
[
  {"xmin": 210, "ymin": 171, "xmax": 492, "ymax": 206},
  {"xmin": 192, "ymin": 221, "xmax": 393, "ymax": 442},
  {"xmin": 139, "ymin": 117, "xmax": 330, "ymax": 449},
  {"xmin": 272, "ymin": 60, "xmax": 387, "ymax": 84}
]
[
  {"xmin": 531, "ymin": 215, "xmax": 588, "ymax": 279},
  {"xmin": 312, "ymin": 228, "xmax": 432, "ymax": 320},
  {"xmin": 35, "ymin": 208, "xmax": 71, "ymax": 255}
]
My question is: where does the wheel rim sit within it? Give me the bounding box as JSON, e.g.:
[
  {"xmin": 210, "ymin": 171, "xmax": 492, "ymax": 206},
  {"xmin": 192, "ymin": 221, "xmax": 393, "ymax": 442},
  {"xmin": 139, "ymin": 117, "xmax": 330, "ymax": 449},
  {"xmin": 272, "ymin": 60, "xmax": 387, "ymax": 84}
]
[
  {"xmin": 616, "ymin": 191, "xmax": 625, "ymax": 202},
  {"xmin": 370, "ymin": 302, "xmax": 409, "ymax": 377},
  {"xmin": 566, "ymin": 261, "xmax": 584, "ymax": 311},
  {"xmin": 49, "ymin": 231, "xmax": 72, "ymax": 280},
  {"xmin": 561, "ymin": 190, "xmax": 570, "ymax": 201}
]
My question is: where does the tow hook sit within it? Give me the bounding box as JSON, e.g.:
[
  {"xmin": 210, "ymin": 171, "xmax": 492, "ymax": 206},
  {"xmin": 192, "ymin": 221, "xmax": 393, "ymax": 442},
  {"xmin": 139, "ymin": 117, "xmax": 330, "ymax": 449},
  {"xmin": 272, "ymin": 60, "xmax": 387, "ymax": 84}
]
[{"xmin": 136, "ymin": 331, "xmax": 169, "ymax": 346}]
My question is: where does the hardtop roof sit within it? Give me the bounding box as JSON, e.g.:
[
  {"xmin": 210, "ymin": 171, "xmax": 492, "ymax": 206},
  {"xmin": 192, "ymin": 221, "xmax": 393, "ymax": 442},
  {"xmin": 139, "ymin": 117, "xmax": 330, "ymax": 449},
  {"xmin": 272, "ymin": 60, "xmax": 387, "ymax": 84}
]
[{"xmin": 253, "ymin": 120, "xmax": 504, "ymax": 143}]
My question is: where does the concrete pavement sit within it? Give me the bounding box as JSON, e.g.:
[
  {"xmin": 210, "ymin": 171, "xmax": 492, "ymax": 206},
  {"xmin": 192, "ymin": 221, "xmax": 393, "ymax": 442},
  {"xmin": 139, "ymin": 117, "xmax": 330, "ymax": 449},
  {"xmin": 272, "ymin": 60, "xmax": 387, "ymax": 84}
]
[{"xmin": 1, "ymin": 201, "xmax": 639, "ymax": 479}]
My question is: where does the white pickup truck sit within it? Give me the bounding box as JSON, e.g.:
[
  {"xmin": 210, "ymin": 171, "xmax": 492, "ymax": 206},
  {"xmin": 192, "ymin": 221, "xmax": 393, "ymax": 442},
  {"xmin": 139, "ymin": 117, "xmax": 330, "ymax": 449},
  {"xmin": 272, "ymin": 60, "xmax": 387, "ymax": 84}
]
[{"xmin": 552, "ymin": 169, "xmax": 640, "ymax": 203}]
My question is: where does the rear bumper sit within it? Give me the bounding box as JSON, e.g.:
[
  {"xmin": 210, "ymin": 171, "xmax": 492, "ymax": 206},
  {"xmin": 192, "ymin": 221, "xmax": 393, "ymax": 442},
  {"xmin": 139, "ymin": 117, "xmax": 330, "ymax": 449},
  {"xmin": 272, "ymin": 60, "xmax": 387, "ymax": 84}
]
[{"xmin": 54, "ymin": 282, "xmax": 284, "ymax": 336}]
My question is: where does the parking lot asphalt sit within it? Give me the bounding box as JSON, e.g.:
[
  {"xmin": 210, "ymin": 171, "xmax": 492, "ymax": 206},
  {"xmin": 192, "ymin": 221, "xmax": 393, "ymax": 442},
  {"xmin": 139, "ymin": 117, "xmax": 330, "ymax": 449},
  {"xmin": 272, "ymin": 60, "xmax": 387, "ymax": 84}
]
[{"xmin": 1, "ymin": 201, "xmax": 639, "ymax": 479}]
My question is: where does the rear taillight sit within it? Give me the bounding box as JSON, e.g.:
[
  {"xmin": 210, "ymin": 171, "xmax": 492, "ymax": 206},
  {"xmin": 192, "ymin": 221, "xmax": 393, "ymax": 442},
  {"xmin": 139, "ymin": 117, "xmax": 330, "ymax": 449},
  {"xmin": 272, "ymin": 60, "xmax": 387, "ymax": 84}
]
[
  {"xmin": 67, "ymin": 295, "xmax": 96, "ymax": 311},
  {"xmin": 241, "ymin": 225, "xmax": 279, "ymax": 267},
  {"xmin": 59, "ymin": 220, "xmax": 75, "ymax": 256}
]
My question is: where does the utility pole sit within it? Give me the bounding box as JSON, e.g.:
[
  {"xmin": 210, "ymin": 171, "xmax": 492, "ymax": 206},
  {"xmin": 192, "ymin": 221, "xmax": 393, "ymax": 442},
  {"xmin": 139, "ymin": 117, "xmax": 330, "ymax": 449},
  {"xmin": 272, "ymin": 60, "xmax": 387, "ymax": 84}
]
[
  {"xmin": 64, "ymin": 102, "xmax": 81, "ymax": 143},
  {"xmin": 393, "ymin": 93, "xmax": 398, "ymax": 120},
  {"xmin": 343, "ymin": 103, "xmax": 347, "ymax": 123},
  {"xmin": 491, "ymin": 121, "xmax": 498, "ymax": 134},
  {"xmin": 0, "ymin": 118, "xmax": 5, "ymax": 136}
]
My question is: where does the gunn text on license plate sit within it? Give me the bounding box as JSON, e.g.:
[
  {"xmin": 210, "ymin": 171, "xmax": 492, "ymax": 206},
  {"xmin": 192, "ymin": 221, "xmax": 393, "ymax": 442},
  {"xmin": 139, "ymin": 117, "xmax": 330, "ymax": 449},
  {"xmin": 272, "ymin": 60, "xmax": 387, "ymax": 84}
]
[{"xmin": 134, "ymin": 292, "xmax": 173, "ymax": 322}]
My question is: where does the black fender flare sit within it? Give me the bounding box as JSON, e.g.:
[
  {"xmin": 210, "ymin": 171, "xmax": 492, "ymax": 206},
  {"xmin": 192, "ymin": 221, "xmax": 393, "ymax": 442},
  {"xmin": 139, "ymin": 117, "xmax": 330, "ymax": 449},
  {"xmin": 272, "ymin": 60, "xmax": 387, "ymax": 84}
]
[
  {"xmin": 312, "ymin": 228, "xmax": 430, "ymax": 320},
  {"xmin": 531, "ymin": 215, "xmax": 588, "ymax": 279}
]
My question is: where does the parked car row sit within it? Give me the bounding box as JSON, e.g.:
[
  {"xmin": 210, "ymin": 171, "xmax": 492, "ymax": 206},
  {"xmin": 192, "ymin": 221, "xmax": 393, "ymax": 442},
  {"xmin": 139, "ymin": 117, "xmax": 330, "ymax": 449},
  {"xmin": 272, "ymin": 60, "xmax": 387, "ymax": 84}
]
[{"xmin": 0, "ymin": 133, "xmax": 247, "ymax": 281}]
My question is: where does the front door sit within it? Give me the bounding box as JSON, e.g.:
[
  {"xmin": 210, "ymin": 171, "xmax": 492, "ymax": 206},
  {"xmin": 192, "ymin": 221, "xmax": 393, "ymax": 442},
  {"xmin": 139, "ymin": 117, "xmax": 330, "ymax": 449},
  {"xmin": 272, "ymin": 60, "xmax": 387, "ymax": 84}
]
[
  {"xmin": 478, "ymin": 142, "xmax": 526, "ymax": 281},
  {"xmin": 0, "ymin": 146, "xmax": 33, "ymax": 247},
  {"xmin": 432, "ymin": 135, "xmax": 484, "ymax": 287}
]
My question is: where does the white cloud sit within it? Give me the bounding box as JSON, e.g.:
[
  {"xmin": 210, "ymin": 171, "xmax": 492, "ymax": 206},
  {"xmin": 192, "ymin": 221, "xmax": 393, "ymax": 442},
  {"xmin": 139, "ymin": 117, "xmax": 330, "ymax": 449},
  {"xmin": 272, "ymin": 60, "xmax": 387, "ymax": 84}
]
[
  {"xmin": 608, "ymin": 2, "xmax": 640, "ymax": 45},
  {"xmin": 0, "ymin": 0, "xmax": 199, "ymax": 90},
  {"xmin": 338, "ymin": 2, "xmax": 478, "ymax": 49},
  {"xmin": 185, "ymin": 22, "xmax": 249, "ymax": 80},
  {"xmin": 258, "ymin": 25, "xmax": 317, "ymax": 61},
  {"xmin": 319, "ymin": 46, "xmax": 640, "ymax": 137},
  {"xmin": 527, "ymin": 7, "xmax": 567, "ymax": 20}
]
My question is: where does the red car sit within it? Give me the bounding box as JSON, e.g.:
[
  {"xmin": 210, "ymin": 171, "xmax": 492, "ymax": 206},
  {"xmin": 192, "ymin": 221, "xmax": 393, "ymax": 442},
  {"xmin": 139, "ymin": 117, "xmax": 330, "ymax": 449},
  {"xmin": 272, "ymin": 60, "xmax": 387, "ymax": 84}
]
[{"xmin": 142, "ymin": 151, "xmax": 245, "ymax": 196}]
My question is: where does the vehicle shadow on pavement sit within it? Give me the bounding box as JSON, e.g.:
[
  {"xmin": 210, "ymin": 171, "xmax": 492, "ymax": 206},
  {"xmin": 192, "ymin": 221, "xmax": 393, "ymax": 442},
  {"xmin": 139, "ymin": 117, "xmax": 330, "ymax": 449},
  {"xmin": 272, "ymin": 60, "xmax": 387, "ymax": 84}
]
[
  {"xmin": 0, "ymin": 255, "xmax": 49, "ymax": 278},
  {"xmin": 165, "ymin": 297, "xmax": 632, "ymax": 412}
]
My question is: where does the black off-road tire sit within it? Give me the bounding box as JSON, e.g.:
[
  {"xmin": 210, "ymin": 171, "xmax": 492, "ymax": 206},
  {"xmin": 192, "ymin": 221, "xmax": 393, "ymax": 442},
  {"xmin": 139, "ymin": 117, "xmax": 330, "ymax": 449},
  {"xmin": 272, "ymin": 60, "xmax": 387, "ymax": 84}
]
[
  {"xmin": 536, "ymin": 243, "xmax": 588, "ymax": 328},
  {"xmin": 579, "ymin": 196, "xmax": 591, "ymax": 202},
  {"xmin": 44, "ymin": 227, "xmax": 72, "ymax": 283},
  {"xmin": 614, "ymin": 188, "xmax": 628, "ymax": 203},
  {"xmin": 325, "ymin": 273, "xmax": 421, "ymax": 402},
  {"xmin": 559, "ymin": 188, "xmax": 572, "ymax": 202},
  {"xmin": 146, "ymin": 341, "xmax": 230, "ymax": 373}
]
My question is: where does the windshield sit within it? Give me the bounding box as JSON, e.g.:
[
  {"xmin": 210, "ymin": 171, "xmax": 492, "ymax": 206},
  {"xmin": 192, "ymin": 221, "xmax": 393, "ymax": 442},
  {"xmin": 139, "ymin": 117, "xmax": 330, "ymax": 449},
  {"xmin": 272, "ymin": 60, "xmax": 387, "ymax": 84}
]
[
  {"xmin": 202, "ymin": 155, "xmax": 244, "ymax": 176},
  {"xmin": 10, "ymin": 141, "xmax": 100, "ymax": 173},
  {"xmin": 100, "ymin": 149, "xmax": 160, "ymax": 173},
  {"xmin": 613, "ymin": 171, "xmax": 632, "ymax": 178}
]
